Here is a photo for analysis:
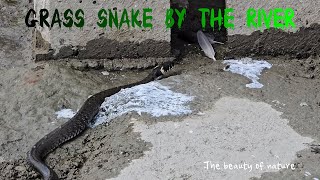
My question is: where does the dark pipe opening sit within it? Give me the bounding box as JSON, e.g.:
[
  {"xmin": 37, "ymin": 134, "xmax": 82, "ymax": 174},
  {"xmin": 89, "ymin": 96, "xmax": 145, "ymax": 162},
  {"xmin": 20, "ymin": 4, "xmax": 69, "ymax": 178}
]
[{"xmin": 170, "ymin": 0, "xmax": 227, "ymax": 58}]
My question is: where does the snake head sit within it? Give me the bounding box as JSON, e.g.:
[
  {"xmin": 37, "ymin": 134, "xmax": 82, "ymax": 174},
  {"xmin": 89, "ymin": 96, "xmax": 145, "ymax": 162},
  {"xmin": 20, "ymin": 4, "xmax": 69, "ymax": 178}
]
[{"xmin": 151, "ymin": 61, "xmax": 174, "ymax": 80}]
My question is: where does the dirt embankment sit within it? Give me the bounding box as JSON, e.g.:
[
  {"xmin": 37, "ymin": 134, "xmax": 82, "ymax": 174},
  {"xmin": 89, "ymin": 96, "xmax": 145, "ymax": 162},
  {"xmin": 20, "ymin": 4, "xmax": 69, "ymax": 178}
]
[{"xmin": 227, "ymin": 24, "xmax": 320, "ymax": 59}]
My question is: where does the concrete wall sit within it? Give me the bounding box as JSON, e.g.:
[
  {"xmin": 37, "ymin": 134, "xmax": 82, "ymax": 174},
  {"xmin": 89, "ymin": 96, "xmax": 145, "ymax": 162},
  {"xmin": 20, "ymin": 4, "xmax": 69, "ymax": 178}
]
[
  {"xmin": 226, "ymin": 0, "xmax": 320, "ymax": 59},
  {"xmin": 227, "ymin": 0, "xmax": 320, "ymax": 35},
  {"xmin": 33, "ymin": 0, "xmax": 171, "ymax": 61},
  {"xmin": 33, "ymin": 0, "xmax": 320, "ymax": 62}
]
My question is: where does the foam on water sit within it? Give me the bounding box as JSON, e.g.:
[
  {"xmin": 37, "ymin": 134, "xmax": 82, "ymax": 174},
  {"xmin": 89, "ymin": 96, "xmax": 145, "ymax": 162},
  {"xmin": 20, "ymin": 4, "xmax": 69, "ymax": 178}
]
[{"xmin": 223, "ymin": 58, "xmax": 272, "ymax": 88}]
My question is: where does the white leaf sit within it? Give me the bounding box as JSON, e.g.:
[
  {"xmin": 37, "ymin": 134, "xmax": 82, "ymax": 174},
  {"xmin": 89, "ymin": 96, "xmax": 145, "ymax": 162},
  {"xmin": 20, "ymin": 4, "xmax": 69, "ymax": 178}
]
[{"xmin": 197, "ymin": 30, "xmax": 216, "ymax": 61}]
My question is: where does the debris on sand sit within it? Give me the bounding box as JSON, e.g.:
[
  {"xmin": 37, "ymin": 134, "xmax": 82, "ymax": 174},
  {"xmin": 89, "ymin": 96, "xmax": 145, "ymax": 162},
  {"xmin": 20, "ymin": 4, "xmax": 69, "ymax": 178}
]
[{"xmin": 223, "ymin": 58, "xmax": 272, "ymax": 88}]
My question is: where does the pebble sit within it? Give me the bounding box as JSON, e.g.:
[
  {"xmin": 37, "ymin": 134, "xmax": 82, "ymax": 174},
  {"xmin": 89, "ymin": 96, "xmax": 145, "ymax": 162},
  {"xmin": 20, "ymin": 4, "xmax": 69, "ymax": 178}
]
[
  {"xmin": 300, "ymin": 102, "xmax": 308, "ymax": 107},
  {"xmin": 296, "ymin": 153, "xmax": 302, "ymax": 158},
  {"xmin": 88, "ymin": 61, "xmax": 98, "ymax": 68},
  {"xmin": 72, "ymin": 161, "xmax": 79, "ymax": 167},
  {"xmin": 7, "ymin": 165, "xmax": 13, "ymax": 170},
  {"xmin": 101, "ymin": 71, "xmax": 109, "ymax": 76},
  {"xmin": 71, "ymin": 61, "xmax": 87, "ymax": 71},
  {"xmin": 14, "ymin": 165, "xmax": 26, "ymax": 171},
  {"xmin": 197, "ymin": 111, "xmax": 205, "ymax": 116},
  {"xmin": 130, "ymin": 118, "xmax": 137, "ymax": 124}
]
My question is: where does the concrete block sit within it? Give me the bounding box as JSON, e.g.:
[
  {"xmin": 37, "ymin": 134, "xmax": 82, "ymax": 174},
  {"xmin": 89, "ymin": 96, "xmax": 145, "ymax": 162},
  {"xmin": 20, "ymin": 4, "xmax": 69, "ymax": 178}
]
[
  {"xmin": 33, "ymin": 0, "xmax": 171, "ymax": 61},
  {"xmin": 227, "ymin": 0, "xmax": 320, "ymax": 35}
]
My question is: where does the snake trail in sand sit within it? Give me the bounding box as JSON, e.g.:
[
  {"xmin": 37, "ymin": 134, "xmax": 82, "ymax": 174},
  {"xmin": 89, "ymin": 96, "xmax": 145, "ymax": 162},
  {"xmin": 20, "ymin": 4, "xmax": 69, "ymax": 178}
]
[{"xmin": 27, "ymin": 62, "xmax": 174, "ymax": 180}]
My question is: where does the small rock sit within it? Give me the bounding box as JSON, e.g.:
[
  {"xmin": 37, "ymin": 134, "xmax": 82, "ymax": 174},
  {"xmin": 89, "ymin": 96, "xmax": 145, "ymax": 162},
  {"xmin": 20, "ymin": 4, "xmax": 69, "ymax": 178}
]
[
  {"xmin": 130, "ymin": 118, "xmax": 137, "ymax": 124},
  {"xmin": 101, "ymin": 71, "xmax": 109, "ymax": 76},
  {"xmin": 88, "ymin": 61, "xmax": 99, "ymax": 69},
  {"xmin": 300, "ymin": 102, "xmax": 308, "ymax": 107},
  {"xmin": 296, "ymin": 153, "xmax": 302, "ymax": 158},
  {"xmin": 6, "ymin": 164, "xmax": 13, "ymax": 170},
  {"xmin": 14, "ymin": 165, "xmax": 26, "ymax": 171},
  {"xmin": 72, "ymin": 161, "xmax": 79, "ymax": 168},
  {"xmin": 197, "ymin": 112, "xmax": 205, "ymax": 116},
  {"xmin": 71, "ymin": 61, "xmax": 88, "ymax": 71},
  {"xmin": 272, "ymin": 100, "xmax": 280, "ymax": 104}
]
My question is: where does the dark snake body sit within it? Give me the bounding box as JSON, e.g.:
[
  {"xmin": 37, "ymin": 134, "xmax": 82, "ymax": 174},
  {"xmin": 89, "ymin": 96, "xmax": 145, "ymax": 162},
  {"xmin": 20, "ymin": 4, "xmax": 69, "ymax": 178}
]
[{"xmin": 27, "ymin": 62, "xmax": 174, "ymax": 180}]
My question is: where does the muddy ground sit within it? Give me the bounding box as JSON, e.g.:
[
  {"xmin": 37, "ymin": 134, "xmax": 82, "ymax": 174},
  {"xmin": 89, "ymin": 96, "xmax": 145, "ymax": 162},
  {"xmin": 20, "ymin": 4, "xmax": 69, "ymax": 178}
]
[
  {"xmin": 1, "ymin": 1, "xmax": 320, "ymax": 180},
  {"xmin": 1, "ymin": 51, "xmax": 320, "ymax": 180}
]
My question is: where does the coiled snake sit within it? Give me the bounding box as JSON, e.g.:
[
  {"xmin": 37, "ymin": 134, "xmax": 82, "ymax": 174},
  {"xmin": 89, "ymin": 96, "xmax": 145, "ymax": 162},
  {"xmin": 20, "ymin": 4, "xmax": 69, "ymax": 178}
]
[{"xmin": 27, "ymin": 62, "xmax": 174, "ymax": 180}]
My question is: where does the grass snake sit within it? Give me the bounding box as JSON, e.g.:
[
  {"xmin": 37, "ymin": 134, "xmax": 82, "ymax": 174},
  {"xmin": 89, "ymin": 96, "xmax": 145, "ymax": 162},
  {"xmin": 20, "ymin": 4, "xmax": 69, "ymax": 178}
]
[{"xmin": 27, "ymin": 62, "xmax": 174, "ymax": 180}]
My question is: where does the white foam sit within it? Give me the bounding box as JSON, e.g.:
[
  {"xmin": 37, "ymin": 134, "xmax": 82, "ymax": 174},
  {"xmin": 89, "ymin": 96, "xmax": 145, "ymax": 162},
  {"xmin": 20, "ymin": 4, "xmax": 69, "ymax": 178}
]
[
  {"xmin": 55, "ymin": 108, "xmax": 76, "ymax": 119},
  {"xmin": 91, "ymin": 82, "xmax": 194, "ymax": 127},
  {"xmin": 55, "ymin": 82, "xmax": 193, "ymax": 126},
  {"xmin": 223, "ymin": 58, "xmax": 272, "ymax": 88}
]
